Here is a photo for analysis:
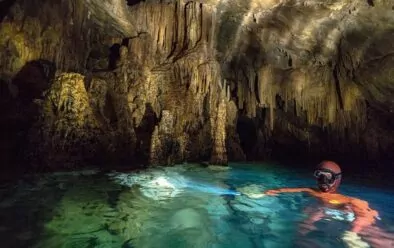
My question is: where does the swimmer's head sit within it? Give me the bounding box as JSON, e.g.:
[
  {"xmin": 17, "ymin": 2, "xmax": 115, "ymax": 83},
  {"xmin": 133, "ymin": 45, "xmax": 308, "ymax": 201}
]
[{"xmin": 314, "ymin": 161, "xmax": 342, "ymax": 193}]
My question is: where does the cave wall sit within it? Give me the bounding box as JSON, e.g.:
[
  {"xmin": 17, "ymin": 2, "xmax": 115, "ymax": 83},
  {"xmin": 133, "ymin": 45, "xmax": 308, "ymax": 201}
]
[
  {"xmin": 0, "ymin": 0, "xmax": 393, "ymax": 170},
  {"xmin": 0, "ymin": 0, "xmax": 244, "ymax": 169},
  {"xmin": 220, "ymin": 0, "xmax": 394, "ymax": 164}
]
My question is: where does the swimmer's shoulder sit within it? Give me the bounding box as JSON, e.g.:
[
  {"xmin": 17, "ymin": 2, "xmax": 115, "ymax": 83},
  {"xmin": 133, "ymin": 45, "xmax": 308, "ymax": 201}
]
[{"xmin": 307, "ymin": 188, "xmax": 321, "ymax": 196}]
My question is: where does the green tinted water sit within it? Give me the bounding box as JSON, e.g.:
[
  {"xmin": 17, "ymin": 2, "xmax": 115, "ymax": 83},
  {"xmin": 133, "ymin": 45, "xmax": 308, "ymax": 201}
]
[{"xmin": 0, "ymin": 163, "xmax": 393, "ymax": 248}]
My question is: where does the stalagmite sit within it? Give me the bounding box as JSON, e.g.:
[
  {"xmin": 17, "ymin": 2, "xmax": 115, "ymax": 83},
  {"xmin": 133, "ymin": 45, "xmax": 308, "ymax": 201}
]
[
  {"xmin": 1, "ymin": 0, "xmax": 393, "ymax": 168},
  {"xmin": 210, "ymin": 98, "xmax": 228, "ymax": 165}
]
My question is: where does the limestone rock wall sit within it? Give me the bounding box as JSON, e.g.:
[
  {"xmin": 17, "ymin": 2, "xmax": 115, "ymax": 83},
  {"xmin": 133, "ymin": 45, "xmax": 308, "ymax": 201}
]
[
  {"xmin": 0, "ymin": 0, "xmax": 125, "ymax": 77},
  {"xmin": 0, "ymin": 0, "xmax": 131, "ymax": 169},
  {"xmin": 101, "ymin": 1, "xmax": 241, "ymax": 166},
  {"xmin": 0, "ymin": 0, "xmax": 393, "ymax": 169},
  {"xmin": 28, "ymin": 73, "xmax": 103, "ymax": 168},
  {"xmin": 219, "ymin": 0, "xmax": 394, "ymax": 163},
  {"xmin": 4, "ymin": 0, "xmax": 242, "ymax": 168}
]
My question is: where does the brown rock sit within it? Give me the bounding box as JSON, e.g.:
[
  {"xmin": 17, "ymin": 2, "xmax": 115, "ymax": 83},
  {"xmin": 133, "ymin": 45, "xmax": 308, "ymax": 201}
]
[{"xmin": 1, "ymin": 0, "xmax": 393, "ymax": 170}]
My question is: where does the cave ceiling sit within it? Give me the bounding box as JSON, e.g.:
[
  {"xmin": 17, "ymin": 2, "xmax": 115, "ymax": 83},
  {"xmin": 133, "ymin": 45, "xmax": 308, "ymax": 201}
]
[
  {"xmin": 1, "ymin": 0, "xmax": 393, "ymax": 168},
  {"xmin": 85, "ymin": 0, "xmax": 394, "ymax": 111}
]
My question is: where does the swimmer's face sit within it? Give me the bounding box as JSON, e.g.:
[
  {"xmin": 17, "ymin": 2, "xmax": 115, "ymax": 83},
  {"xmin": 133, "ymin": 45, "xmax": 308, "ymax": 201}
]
[
  {"xmin": 314, "ymin": 161, "xmax": 342, "ymax": 193},
  {"xmin": 317, "ymin": 176, "xmax": 333, "ymax": 192}
]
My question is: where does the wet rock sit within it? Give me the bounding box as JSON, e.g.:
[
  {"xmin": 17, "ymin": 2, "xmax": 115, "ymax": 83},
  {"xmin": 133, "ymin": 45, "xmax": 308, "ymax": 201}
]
[
  {"xmin": 210, "ymin": 99, "xmax": 228, "ymax": 165},
  {"xmin": 0, "ymin": 0, "xmax": 393, "ymax": 169},
  {"xmin": 219, "ymin": 0, "xmax": 394, "ymax": 163},
  {"xmin": 28, "ymin": 73, "xmax": 104, "ymax": 168},
  {"xmin": 33, "ymin": 177, "xmax": 123, "ymax": 247}
]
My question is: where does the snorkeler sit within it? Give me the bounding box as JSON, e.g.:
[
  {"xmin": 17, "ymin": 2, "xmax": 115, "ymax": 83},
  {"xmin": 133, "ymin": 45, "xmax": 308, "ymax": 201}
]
[{"xmin": 242, "ymin": 160, "xmax": 394, "ymax": 248}]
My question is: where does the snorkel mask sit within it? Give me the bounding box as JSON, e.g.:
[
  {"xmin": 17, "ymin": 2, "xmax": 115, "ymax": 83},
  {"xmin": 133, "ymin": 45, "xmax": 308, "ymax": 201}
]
[{"xmin": 314, "ymin": 161, "xmax": 342, "ymax": 192}]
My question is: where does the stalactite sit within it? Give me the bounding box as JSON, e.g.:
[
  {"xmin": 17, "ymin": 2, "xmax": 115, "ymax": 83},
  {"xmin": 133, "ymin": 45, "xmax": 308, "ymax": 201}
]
[
  {"xmin": 237, "ymin": 74, "xmax": 244, "ymax": 109},
  {"xmin": 249, "ymin": 70, "xmax": 254, "ymax": 93},
  {"xmin": 269, "ymin": 92, "xmax": 274, "ymax": 131},
  {"xmin": 257, "ymin": 66, "xmax": 274, "ymax": 107},
  {"xmin": 210, "ymin": 8, "xmax": 216, "ymax": 50},
  {"xmin": 4, "ymin": 0, "xmax": 390, "ymax": 168}
]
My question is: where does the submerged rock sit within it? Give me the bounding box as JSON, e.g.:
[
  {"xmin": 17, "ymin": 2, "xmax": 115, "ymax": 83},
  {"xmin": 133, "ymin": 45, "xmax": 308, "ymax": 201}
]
[{"xmin": 34, "ymin": 177, "xmax": 123, "ymax": 248}]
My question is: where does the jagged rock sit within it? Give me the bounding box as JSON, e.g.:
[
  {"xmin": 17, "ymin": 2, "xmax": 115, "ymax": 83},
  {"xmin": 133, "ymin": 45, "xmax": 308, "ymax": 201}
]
[
  {"xmin": 28, "ymin": 73, "xmax": 104, "ymax": 168},
  {"xmin": 219, "ymin": 0, "xmax": 394, "ymax": 163},
  {"xmin": 1, "ymin": 0, "xmax": 393, "ymax": 169}
]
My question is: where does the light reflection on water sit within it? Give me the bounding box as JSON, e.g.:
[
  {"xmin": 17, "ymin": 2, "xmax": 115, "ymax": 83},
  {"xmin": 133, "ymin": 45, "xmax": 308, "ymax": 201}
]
[{"xmin": 0, "ymin": 163, "xmax": 393, "ymax": 248}]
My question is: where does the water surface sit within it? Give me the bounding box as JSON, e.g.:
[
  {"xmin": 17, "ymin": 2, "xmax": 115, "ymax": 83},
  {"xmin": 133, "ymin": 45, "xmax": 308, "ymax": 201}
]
[{"xmin": 0, "ymin": 162, "xmax": 393, "ymax": 248}]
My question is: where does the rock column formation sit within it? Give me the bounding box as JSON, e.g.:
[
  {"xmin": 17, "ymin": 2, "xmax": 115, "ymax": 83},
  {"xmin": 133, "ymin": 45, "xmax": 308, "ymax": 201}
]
[{"xmin": 0, "ymin": 0, "xmax": 393, "ymax": 170}]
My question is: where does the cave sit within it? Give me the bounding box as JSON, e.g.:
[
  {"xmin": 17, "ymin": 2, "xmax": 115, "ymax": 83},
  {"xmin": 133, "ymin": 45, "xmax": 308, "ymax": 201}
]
[
  {"xmin": 0, "ymin": 0, "xmax": 393, "ymax": 247},
  {"xmin": 1, "ymin": 0, "xmax": 391, "ymax": 171}
]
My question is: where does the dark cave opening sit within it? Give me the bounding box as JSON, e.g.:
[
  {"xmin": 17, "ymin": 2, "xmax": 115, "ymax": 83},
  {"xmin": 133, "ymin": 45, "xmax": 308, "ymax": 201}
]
[
  {"xmin": 12, "ymin": 60, "xmax": 56, "ymax": 103},
  {"xmin": 236, "ymin": 116, "xmax": 257, "ymax": 159},
  {"xmin": 108, "ymin": 43, "xmax": 121, "ymax": 70},
  {"xmin": 0, "ymin": 0, "xmax": 16, "ymax": 22},
  {"xmin": 134, "ymin": 103, "xmax": 159, "ymax": 166},
  {"xmin": 126, "ymin": 0, "xmax": 145, "ymax": 6},
  {"xmin": 0, "ymin": 60, "xmax": 56, "ymax": 174}
]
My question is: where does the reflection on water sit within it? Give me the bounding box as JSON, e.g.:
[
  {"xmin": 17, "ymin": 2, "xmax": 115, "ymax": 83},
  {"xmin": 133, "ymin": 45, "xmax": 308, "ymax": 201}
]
[{"xmin": 0, "ymin": 163, "xmax": 393, "ymax": 248}]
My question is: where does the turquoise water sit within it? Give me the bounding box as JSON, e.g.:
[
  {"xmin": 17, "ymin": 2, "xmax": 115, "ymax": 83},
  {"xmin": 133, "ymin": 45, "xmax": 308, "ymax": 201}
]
[{"xmin": 0, "ymin": 163, "xmax": 393, "ymax": 248}]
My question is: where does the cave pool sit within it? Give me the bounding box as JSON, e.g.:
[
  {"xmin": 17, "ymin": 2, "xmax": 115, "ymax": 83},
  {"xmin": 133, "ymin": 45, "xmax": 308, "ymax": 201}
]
[{"xmin": 0, "ymin": 162, "xmax": 393, "ymax": 248}]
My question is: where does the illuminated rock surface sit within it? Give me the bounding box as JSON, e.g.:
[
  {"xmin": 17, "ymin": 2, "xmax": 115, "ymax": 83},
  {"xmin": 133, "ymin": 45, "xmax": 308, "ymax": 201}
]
[{"xmin": 0, "ymin": 0, "xmax": 393, "ymax": 169}]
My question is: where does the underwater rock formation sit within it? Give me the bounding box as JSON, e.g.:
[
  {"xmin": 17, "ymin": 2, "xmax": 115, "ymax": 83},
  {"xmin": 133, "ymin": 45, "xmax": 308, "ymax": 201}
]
[
  {"xmin": 34, "ymin": 175, "xmax": 124, "ymax": 248},
  {"xmin": 0, "ymin": 0, "xmax": 393, "ymax": 169}
]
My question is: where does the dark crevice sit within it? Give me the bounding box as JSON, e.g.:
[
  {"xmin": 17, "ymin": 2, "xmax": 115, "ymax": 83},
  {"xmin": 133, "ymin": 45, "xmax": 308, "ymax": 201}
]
[
  {"xmin": 108, "ymin": 43, "xmax": 121, "ymax": 70},
  {"xmin": 134, "ymin": 103, "xmax": 159, "ymax": 166},
  {"xmin": 1, "ymin": 60, "xmax": 56, "ymax": 173},
  {"xmin": 0, "ymin": 0, "xmax": 16, "ymax": 22},
  {"xmin": 121, "ymin": 38, "xmax": 130, "ymax": 47},
  {"xmin": 334, "ymin": 39, "xmax": 344, "ymax": 110},
  {"xmin": 197, "ymin": 2, "xmax": 203, "ymax": 45},
  {"xmin": 236, "ymin": 116, "xmax": 257, "ymax": 158},
  {"xmin": 230, "ymin": 80, "xmax": 239, "ymax": 106},
  {"xmin": 126, "ymin": 0, "xmax": 145, "ymax": 6},
  {"xmin": 254, "ymin": 73, "xmax": 260, "ymax": 104},
  {"xmin": 128, "ymin": 32, "xmax": 149, "ymax": 40},
  {"xmin": 12, "ymin": 60, "xmax": 56, "ymax": 103},
  {"xmin": 367, "ymin": 0, "xmax": 374, "ymax": 7},
  {"xmin": 167, "ymin": 1, "xmax": 179, "ymax": 59},
  {"xmin": 333, "ymin": 66, "xmax": 344, "ymax": 110},
  {"xmin": 183, "ymin": 2, "xmax": 192, "ymax": 50},
  {"xmin": 275, "ymin": 94, "xmax": 285, "ymax": 110}
]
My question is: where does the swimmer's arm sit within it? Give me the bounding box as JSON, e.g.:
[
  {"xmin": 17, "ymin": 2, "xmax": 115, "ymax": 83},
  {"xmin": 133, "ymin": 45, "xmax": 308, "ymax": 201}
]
[
  {"xmin": 265, "ymin": 188, "xmax": 316, "ymax": 196},
  {"xmin": 241, "ymin": 187, "xmax": 316, "ymax": 199},
  {"xmin": 349, "ymin": 198, "xmax": 380, "ymax": 233}
]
